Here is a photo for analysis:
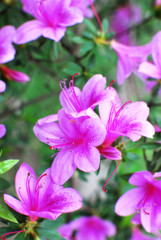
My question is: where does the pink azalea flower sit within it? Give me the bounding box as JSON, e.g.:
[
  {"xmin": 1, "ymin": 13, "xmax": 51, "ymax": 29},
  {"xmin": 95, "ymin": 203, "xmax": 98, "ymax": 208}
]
[
  {"xmin": 0, "ymin": 80, "xmax": 6, "ymax": 92},
  {"xmin": 33, "ymin": 109, "xmax": 106, "ymax": 185},
  {"xmin": 98, "ymin": 88, "xmax": 155, "ymax": 160},
  {"xmin": 14, "ymin": 0, "xmax": 84, "ymax": 44},
  {"xmin": 155, "ymin": 125, "xmax": 161, "ymax": 133},
  {"xmin": 4, "ymin": 163, "xmax": 82, "ymax": 222},
  {"xmin": 0, "ymin": 65, "xmax": 30, "ymax": 83},
  {"xmin": 58, "ymin": 215, "xmax": 116, "ymax": 240},
  {"xmin": 139, "ymin": 31, "xmax": 161, "ymax": 95},
  {"xmin": 59, "ymin": 73, "xmax": 114, "ymax": 118},
  {"xmin": 0, "ymin": 124, "xmax": 6, "ymax": 139},
  {"xmin": 0, "ymin": 25, "xmax": 16, "ymax": 64},
  {"xmin": 70, "ymin": 0, "xmax": 94, "ymax": 18},
  {"xmin": 110, "ymin": 4, "xmax": 141, "ymax": 45},
  {"xmin": 131, "ymin": 228, "xmax": 159, "ymax": 240},
  {"xmin": 115, "ymin": 171, "xmax": 161, "ymax": 233},
  {"xmin": 155, "ymin": 0, "xmax": 161, "ymax": 7},
  {"xmin": 111, "ymin": 40, "xmax": 151, "ymax": 84}
]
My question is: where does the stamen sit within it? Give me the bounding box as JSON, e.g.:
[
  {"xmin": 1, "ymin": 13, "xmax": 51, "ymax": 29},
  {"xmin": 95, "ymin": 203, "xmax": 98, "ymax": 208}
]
[
  {"xmin": 89, "ymin": 0, "xmax": 103, "ymax": 32},
  {"xmin": 71, "ymin": 73, "xmax": 80, "ymax": 82},
  {"xmin": 115, "ymin": 101, "xmax": 132, "ymax": 119},
  {"xmin": 109, "ymin": 80, "xmax": 115, "ymax": 88},
  {"xmin": 143, "ymin": 208, "xmax": 150, "ymax": 215},
  {"xmin": 103, "ymin": 160, "xmax": 121, "ymax": 192},
  {"xmin": 1, "ymin": 229, "xmax": 27, "ymax": 240},
  {"xmin": 35, "ymin": 173, "xmax": 47, "ymax": 192}
]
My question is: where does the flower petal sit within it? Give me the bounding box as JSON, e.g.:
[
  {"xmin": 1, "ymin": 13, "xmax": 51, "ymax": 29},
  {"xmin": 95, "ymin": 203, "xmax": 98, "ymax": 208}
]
[
  {"xmin": 42, "ymin": 26, "xmax": 66, "ymax": 42},
  {"xmin": 0, "ymin": 80, "xmax": 6, "ymax": 93},
  {"xmin": 129, "ymin": 171, "xmax": 154, "ymax": 186},
  {"xmin": 115, "ymin": 188, "xmax": 145, "ymax": 216},
  {"xmin": 14, "ymin": 20, "xmax": 46, "ymax": 44},
  {"xmin": 100, "ymin": 146, "xmax": 122, "ymax": 160},
  {"xmin": 139, "ymin": 62, "xmax": 161, "ymax": 79},
  {"xmin": 15, "ymin": 163, "xmax": 37, "ymax": 208},
  {"xmin": 51, "ymin": 151, "xmax": 77, "ymax": 185},
  {"xmin": 4, "ymin": 194, "xmax": 30, "ymax": 216},
  {"xmin": 74, "ymin": 146, "xmax": 100, "ymax": 172}
]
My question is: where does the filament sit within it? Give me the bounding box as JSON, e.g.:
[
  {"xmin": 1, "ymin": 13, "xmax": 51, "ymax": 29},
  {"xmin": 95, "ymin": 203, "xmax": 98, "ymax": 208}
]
[
  {"xmin": 109, "ymin": 80, "xmax": 115, "ymax": 88},
  {"xmin": 103, "ymin": 160, "xmax": 121, "ymax": 192},
  {"xmin": 89, "ymin": 0, "xmax": 103, "ymax": 32},
  {"xmin": 1, "ymin": 229, "xmax": 27, "ymax": 240}
]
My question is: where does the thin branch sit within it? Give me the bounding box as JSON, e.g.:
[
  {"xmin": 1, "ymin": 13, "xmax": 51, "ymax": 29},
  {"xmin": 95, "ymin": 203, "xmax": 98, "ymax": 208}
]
[{"xmin": 0, "ymin": 90, "xmax": 59, "ymax": 119}]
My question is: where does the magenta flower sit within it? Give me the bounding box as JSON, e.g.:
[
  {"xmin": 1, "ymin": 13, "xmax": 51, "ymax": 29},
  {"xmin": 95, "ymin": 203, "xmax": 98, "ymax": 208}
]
[
  {"xmin": 58, "ymin": 215, "xmax": 116, "ymax": 240},
  {"xmin": 59, "ymin": 74, "xmax": 113, "ymax": 118},
  {"xmin": 0, "ymin": 25, "xmax": 16, "ymax": 64},
  {"xmin": 111, "ymin": 4, "xmax": 141, "ymax": 44},
  {"xmin": 0, "ymin": 65, "xmax": 30, "ymax": 83},
  {"xmin": 70, "ymin": 0, "xmax": 94, "ymax": 18},
  {"xmin": 98, "ymin": 87, "xmax": 155, "ymax": 160},
  {"xmin": 0, "ymin": 124, "xmax": 6, "ymax": 139},
  {"xmin": 4, "ymin": 163, "xmax": 82, "ymax": 222},
  {"xmin": 115, "ymin": 171, "xmax": 161, "ymax": 233},
  {"xmin": 33, "ymin": 109, "xmax": 106, "ymax": 185},
  {"xmin": 0, "ymin": 80, "xmax": 6, "ymax": 93},
  {"xmin": 156, "ymin": 0, "xmax": 161, "ymax": 7},
  {"xmin": 131, "ymin": 228, "xmax": 159, "ymax": 240},
  {"xmin": 14, "ymin": 0, "xmax": 84, "ymax": 44},
  {"xmin": 111, "ymin": 40, "xmax": 151, "ymax": 84},
  {"xmin": 139, "ymin": 31, "xmax": 161, "ymax": 95}
]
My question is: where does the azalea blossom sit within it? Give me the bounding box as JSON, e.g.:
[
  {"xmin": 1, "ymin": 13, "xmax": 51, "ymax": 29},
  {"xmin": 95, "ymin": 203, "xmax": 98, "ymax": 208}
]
[
  {"xmin": 4, "ymin": 163, "xmax": 82, "ymax": 222},
  {"xmin": 115, "ymin": 171, "xmax": 161, "ymax": 233},
  {"xmin": 98, "ymin": 87, "xmax": 155, "ymax": 160},
  {"xmin": 131, "ymin": 228, "xmax": 159, "ymax": 240},
  {"xmin": 0, "ymin": 65, "xmax": 30, "ymax": 83},
  {"xmin": 14, "ymin": 0, "xmax": 84, "ymax": 44},
  {"xmin": 111, "ymin": 4, "xmax": 141, "ymax": 44},
  {"xmin": 0, "ymin": 124, "xmax": 6, "ymax": 139},
  {"xmin": 0, "ymin": 25, "xmax": 16, "ymax": 64},
  {"xmin": 155, "ymin": 0, "xmax": 161, "ymax": 7},
  {"xmin": 58, "ymin": 215, "xmax": 116, "ymax": 240},
  {"xmin": 139, "ymin": 31, "xmax": 161, "ymax": 95},
  {"xmin": 59, "ymin": 73, "xmax": 114, "ymax": 118},
  {"xmin": 33, "ymin": 109, "xmax": 106, "ymax": 185},
  {"xmin": 111, "ymin": 40, "xmax": 151, "ymax": 84}
]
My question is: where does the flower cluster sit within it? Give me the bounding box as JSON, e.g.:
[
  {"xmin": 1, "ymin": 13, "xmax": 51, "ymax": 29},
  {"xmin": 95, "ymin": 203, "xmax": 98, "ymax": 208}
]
[{"xmin": 33, "ymin": 74, "xmax": 154, "ymax": 185}]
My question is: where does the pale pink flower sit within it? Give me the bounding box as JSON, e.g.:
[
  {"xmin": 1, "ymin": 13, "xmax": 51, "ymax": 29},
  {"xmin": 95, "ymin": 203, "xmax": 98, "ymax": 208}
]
[
  {"xmin": 14, "ymin": 0, "xmax": 84, "ymax": 44},
  {"xmin": 115, "ymin": 171, "xmax": 161, "ymax": 233},
  {"xmin": 111, "ymin": 4, "xmax": 141, "ymax": 44},
  {"xmin": 58, "ymin": 215, "xmax": 116, "ymax": 240},
  {"xmin": 155, "ymin": 0, "xmax": 161, "ymax": 7},
  {"xmin": 139, "ymin": 31, "xmax": 161, "ymax": 95},
  {"xmin": 4, "ymin": 163, "xmax": 82, "ymax": 222},
  {"xmin": 98, "ymin": 88, "xmax": 155, "ymax": 160},
  {"xmin": 33, "ymin": 109, "xmax": 106, "ymax": 185},
  {"xmin": 111, "ymin": 40, "xmax": 151, "ymax": 84},
  {"xmin": 131, "ymin": 228, "xmax": 159, "ymax": 240},
  {"xmin": 0, "ymin": 25, "xmax": 16, "ymax": 64},
  {"xmin": 0, "ymin": 65, "xmax": 30, "ymax": 83}
]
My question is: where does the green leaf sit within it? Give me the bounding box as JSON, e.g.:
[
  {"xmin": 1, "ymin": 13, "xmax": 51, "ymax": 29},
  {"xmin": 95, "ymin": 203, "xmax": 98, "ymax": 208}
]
[
  {"xmin": 84, "ymin": 19, "xmax": 96, "ymax": 34},
  {"xmin": 120, "ymin": 173, "xmax": 133, "ymax": 181},
  {"xmin": 39, "ymin": 217, "xmax": 64, "ymax": 230},
  {"xmin": 102, "ymin": 19, "xmax": 109, "ymax": 33},
  {"xmin": 125, "ymin": 152, "xmax": 139, "ymax": 161},
  {"xmin": 14, "ymin": 232, "xmax": 26, "ymax": 240},
  {"xmin": 0, "ymin": 204, "xmax": 18, "ymax": 223},
  {"xmin": 141, "ymin": 143, "xmax": 161, "ymax": 150},
  {"xmin": 0, "ymin": 177, "xmax": 10, "ymax": 190},
  {"xmin": 156, "ymin": 117, "xmax": 161, "ymax": 128},
  {"xmin": 37, "ymin": 229, "xmax": 64, "ymax": 240},
  {"xmin": 0, "ymin": 159, "xmax": 19, "ymax": 174},
  {"xmin": 71, "ymin": 36, "xmax": 85, "ymax": 44},
  {"xmin": 80, "ymin": 41, "xmax": 94, "ymax": 56},
  {"xmin": 63, "ymin": 62, "xmax": 82, "ymax": 76}
]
